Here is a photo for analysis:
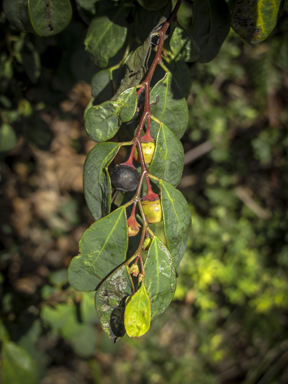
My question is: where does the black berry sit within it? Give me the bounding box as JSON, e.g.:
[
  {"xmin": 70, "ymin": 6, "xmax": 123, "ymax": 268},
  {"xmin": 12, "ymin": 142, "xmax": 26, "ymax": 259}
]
[{"xmin": 110, "ymin": 165, "xmax": 140, "ymax": 192}]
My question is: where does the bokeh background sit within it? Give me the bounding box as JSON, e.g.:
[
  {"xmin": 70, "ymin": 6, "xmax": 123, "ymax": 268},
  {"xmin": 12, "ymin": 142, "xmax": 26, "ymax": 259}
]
[{"xmin": 1, "ymin": 2, "xmax": 288, "ymax": 383}]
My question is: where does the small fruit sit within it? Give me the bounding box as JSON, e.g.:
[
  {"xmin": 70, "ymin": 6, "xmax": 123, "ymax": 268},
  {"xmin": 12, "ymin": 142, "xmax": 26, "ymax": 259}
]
[
  {"xmin": 134, "ymin": 142, "xmax": 155, "ymax": 165},
  {"xmin": 142, "ymin": 198, "xmax": 162, "ymax": 223},
  {"xmin": 110, "ymin": 164, "xmax": 140, "ymax": 192},
  {"xmin": 143, "ymin": 237, "xmax": 152, "ymax": 250}
]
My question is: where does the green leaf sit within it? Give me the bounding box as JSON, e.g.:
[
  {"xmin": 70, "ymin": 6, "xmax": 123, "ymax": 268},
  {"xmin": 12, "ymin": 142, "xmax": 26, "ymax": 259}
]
[
  {"xmin": 170, "ymin": 24, "xmax": 200, "ymax": 62},
  {"xmin": 137, "ymin": 0, "xmax": 168, "ymax": 11},
  {"xmin": 85, "ymin": 7, "xmax": 127, "ymax": 68},
  {"xmin": 3, "ymin": 0, "xmax": 34, "ymax": 34},
  {"xmin": 68, "ymin": 207, "xmax": 128, "ymax": 291},
  {"xmin": 83, "ymin": 142, "xmax": 120, "ymax": 221},
  {"xmin": 169, "ymin": 61, "xmax": 191, "ymax": 99},
  {"xmin": 41, "ymin": 303, "xmax": 74, "ymax": 330},
  {"xmin": 21, "ymin": 41, "xmax": 41, "ymax": 84},
  {"xmin": 0, "ymin": 124, "xmax": 17, "ymax": 153},
  {"xmin": 144, "ymin": 237, "xmax": 177, "ymax": 320},
  {"xmin": 95, "ymin": 264, "xmax": 134, "ymax": 343},
  {"xmin": 124, "ymin": 283, "xmax": 151, "ymax": 338},
  {"xmin": 85, "ymin": 101, "xmax": 121, "ymax": 142},
  {"xmin": 91, "ymin": 69, "xmax": 114, "ymax": 103},
  {"xmin": 229, "ymin": 0, "xmax": 283, "ymax": 45},
  {"xmin": 28, "ymin": 0, "xmax": 72, "ymax": 37},
  {"xmin": 160, "ymin": 180, "xmax": 191, "ymax": 275},
  {"xmin": 150, "ymin": 72, "xmax": 188, "ymax": 139},
  {"xmin": 191, "ymin": 0, "xmax": 230, "ymax": 63},
  {"xmin": 149, "ymin": 123, "xmax": 184, "ymax": 187},
  {"xmin": 116, "ymin": 87, "xmax": 137, "ymax": 123},
  {"xmin": 1, "ymin": 341, "xmax": 38, "ymax": 384}
]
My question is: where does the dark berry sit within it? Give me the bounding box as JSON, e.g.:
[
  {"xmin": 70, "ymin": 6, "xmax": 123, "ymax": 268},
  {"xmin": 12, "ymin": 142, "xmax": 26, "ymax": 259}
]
[{"xmin": 110, "ymin": 164, "xmax": 140, "ymax": 192}]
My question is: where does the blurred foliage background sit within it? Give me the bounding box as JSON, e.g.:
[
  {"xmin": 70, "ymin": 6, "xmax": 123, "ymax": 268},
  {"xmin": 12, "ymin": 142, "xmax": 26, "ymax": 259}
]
[{"xmin": 1, "ymin": 1, "xmax": 288, "ymax": 383}]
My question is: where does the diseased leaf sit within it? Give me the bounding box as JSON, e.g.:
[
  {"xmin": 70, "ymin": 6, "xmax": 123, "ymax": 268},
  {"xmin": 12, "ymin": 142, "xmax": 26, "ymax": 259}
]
[
  {"xmin": 144, "ymin": 237, "xmax": 177, "ymax": 320},
  {"xmin": 85, "ymin": 7, "xmax": 127, "ymax": 68},
  {"xmin": 149, "ymin": 123, "xmax": 184, "ymax": 187},
  {"xmin": 68, "ymin": 207, "xmax": 128, "ymax": 291},
  {"xmin": 124, "ymin": 283, "xmax": 151, "ymax": 338},
  {"xmin": 96, "ymin": 265, "xmax": 134, "ymax": 342},
  {"xmin": 149, "ymin": 72, "xmax": 188, "ymax": 139},
  {"xmin": 85, "ymin": 101, "xmax": 121, "ymax": 142},
  {"xmin": 192, "ymin": 0, "xmax": 230, "ymax": 63},
  {"xmin": 160, "ymin": 180, "xmax": 191, "ymax": 275},
  {"xmin": 2, "ymin": 341, "xmax": 38, "ymax": 384},
  {"xmin": 229, "ymin": 0, "xmax": 283, "ymax": 45},
  {"xmin": 170, "ymin": 24, "xmax": 200, "ymax": 62},
  {"xmin": 83, "ymin": 142, "xmax": 120, "ymax": 221},
  {"xmin": 28, "ymin": 0, "xmax": 72, "ymax": 37}
]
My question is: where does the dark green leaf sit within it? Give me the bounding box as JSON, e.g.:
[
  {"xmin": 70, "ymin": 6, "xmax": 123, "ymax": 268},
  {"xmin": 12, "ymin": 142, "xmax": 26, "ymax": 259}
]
[
  {"xmin": 149, "ymin": 123, "xmax": 184, "ymax": 187},
  {"xmin": 160, "ymin": 180, "xmax": 191, "ymax": 275},
  {"xmin": 68, "ymin": 207, "xmax": 128, "ymax": 291},
  {"xmin": 85, "ymin": 101, "xmax": 121, "ymax": 142},
  {"xmin": 144, "ymin": 237, "xmax": 177, "ymax": 320},
  {"xmin": 124, "ymin": 283, "xmax": 151, "ymax": 338},
  {"xmin": 2, "ymin": 341, "xmax": 38, "ymax": 384},
  {"xmin": 229, "ymin": 0, "xmax": 283, "ymax": 45},
  {"xmin": 21, "ymin": 41, "xmax": 41, "ymax": 84},
  {"xmin": 169, "ymin": 61, "xmax": 191, "ymax": 99},
  {"xmin": 95, "ymin": 264, "xmax": 134, "ymax": 342},
  {"xmin": 0, "ymin": 124, "xmax": 17, "ymax": 153},
  {"xmin": 191, "ymin": 0, "xmax": 230, "ymax": 63},
  {"xmin": 91, "ymin": 69, "xmax": 114, "ymax": 103},
  {"xmin": 83, "ymin": 142, "xmax": 120, "ymax": 221},
  {"xmin": 170, "ymin": 24, "xmax": 200, "ymax": 62},
  {"xmin": 85, "ymin": 7, "xmax": 127, "ymax": 68},
  {"xmin": 3, "ymin": 0, "xmax": 34, "ymax": 33},
  {"xmin": 28, "ymin": 0, "xmax": 72, "ymax": 37},
  {"xmin": 150, "ymin": 72, "xmax": 188, "ymax": 139},
  {"xmin": 137, "ymin": 0, "xmax": 168, "ymax": 11}
]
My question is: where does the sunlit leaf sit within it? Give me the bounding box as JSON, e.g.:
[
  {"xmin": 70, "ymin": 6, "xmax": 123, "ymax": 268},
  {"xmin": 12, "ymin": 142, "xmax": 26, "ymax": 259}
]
[
  {"xmin": 83, "ymin": 142, "xmax": 120, "ymax": 221},
  {"xmin": 160, "ymin": 180, "xmax": 191, "ymax": 275},
  {"xmin": 191, "ymin": 0, "xmax": 230, "ymax": 63},
  {"xmin": 124, "ymin": 283, "xmax": 151, "ymax": 338},
  {"xmin": 144, "ymin": 237, "xmax": 177, "ymax": 319},
  {"xmin": 149, "ymin": 72, "xmax": 188, "ymax": 139},
  {"xmin": 149, "ymin": 123, "xmax": 184, "ymax": 187},
  {"xmin": 85, "ymin": 7, "xmax": 127, "ymax": 68},
  {"xmin": 68, "ymin": 207, "xmax": 128, "ymax": 291},
  {"xmin": 170, "ymin": 24, "xmax": 200, "ymax": 62},
  {"xmin": 96, "ymin": 264, "xmax": 134, "ymax": 342}
]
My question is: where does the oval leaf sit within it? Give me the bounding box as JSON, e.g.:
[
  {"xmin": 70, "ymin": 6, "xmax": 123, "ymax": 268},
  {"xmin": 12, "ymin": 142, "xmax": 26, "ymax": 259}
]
[
  {"xmin": 230, "ymin": 0, "xmax": 283, "ymax": 45},
  {"xmin": 124, "ymin": 283, "xmax": 151, "ymax": 338},
  {"xmin": 160, "ymin": 180, "xmax": 191, "ymax": 275},
  {"xmin": 149, "ymin": 123, "xmax": 184, "ymax": 187},
  {"xmin": 91, "ymin": 69, "xmax": 114, "ymax": 103},
  {"xmin": 117, "ymin": 87, "xmax": 137, "ymax": 123},
  {"xmin": 85, "ymin": 101, "xmax": 121, "ymax": 142},
  {"xmin": 3, "ymin": 0, "xmax": 34, "ymax": 34},
  {"xmin": 95, "ymin": 264, "xmax": 134, "ymax": 343},
  {"xmin": 144, "ymin": 237, "xmax": 177, "ymax": 320},
  {"xmin": 2, "ymin": 341, "xmax": 38, "ymax": 384},
  {"xmin": 68, "ymin": 207, "xmax": 128, "ymax": 291},
  {"xmin": 170, "ymin": 24, "xmax": 200, "ymax": 62},
  {"xmin": 83, "ymin": 142, "xmax": 120, "ymax": 221},
  {"xmin": 85, "ymin": 7, "xmax": 127, "ymax": 68},
  {"xmin": 28, "ymin": 0, "xmax": 72, "ymax": 37},
  {"xmin": 149, "ymin": 71, "xmax": 188, "ymax": 139},
  {"xmin": 0, "ymin": 124, "xmax": 17, "ymax": 153},
  {"xmin": 191, "ymin": 0, "xmax": 230, "ymax": 63}
]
